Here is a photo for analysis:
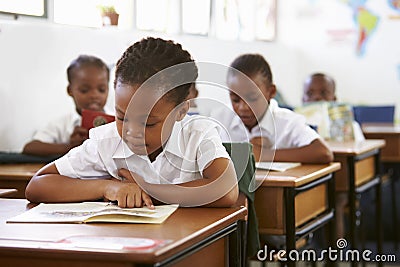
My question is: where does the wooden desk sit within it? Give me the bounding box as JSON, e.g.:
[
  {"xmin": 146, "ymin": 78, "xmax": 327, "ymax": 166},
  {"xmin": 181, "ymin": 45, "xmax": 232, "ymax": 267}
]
[
  {"xmin": 0, "ymin": 163, "xmax": 44, "ymax": 198},
  {"xmin": 255, "ymin": 163, "xmax": 341, "ymax": 266},
  {"xmin": 362, "ymin": 124, "xmax": 400, "ymax": 162},
  {"xmin": 327, "ymin": 139, "xmax": 385, "ymax": 267},
  {"xmin": 0, "ymin": 198, "xmax": 247, "ymax": 267},
  {"xmin": 0, "ymin": 188, "xmax": 17, "ymax": 197}
]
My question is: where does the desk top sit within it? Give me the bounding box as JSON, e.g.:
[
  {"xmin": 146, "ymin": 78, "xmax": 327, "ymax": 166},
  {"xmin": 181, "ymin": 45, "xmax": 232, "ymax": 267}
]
[
  {"xmin": 0, "ymin": 198, "xmax": 246, "ymax": 264},
  {"xmin": 362, "ymin": 123, "xmax": 400, "ymax": 135},
  {"xmin": 0, "ymin": 163, "xmax": 44, "ymax": 180},
  {"xmin": 256, "ymin": 162, "xmax": 341, "ymax": 187},
  {"xmin": 0, "ymin": 189, "xmax": 17, "ymax": 197},
  {"xmin": 327, "ymin": 139, "xmax": 385, "ymax": 156}
]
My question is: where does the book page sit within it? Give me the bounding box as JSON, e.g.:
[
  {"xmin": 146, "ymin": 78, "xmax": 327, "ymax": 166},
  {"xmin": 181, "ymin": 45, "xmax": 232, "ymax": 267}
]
[
  {"xmin": 256, "ymin": 162, "xmax": 301, "ymax": 172},
  {"xmin": 7, "ymin": 202, "xmax": 179, "ymax": 224}
]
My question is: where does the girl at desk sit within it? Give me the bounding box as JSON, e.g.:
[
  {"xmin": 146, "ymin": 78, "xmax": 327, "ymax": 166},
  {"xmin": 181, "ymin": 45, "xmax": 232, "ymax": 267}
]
[
  {"xmin": 26, "ymin": 37, "xmax": 238, "ymax": 209},
  {"xmin": 22, "ymin": 55, "xmax": 110, "ymax": 157},
  {"xmin": 210, "ymin": 54, "xmax": 333, "ymax": 163}
]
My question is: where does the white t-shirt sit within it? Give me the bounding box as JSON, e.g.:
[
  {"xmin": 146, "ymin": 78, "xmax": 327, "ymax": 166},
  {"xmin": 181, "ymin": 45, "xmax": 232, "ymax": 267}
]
[
  {"xmin": 209, "ymin": 99, "xmax": 320, "ymax": 149},
  {"xmin": 55, "ymin": 115, "xmax": 229, "ymax": 184},
  {"xmin": 32, "ymin": 111, "xmax": 81, "ymax": 144}
]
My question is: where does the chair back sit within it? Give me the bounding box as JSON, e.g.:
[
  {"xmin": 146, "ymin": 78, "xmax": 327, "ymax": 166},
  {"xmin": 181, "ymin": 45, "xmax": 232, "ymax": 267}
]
[{"xmin": 352, "ymin": 105, "xmax": 395, "ymax": 125}]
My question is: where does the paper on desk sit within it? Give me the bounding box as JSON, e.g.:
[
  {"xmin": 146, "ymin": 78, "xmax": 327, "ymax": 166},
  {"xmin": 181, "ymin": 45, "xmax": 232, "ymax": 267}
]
[
  {"xmin": 255, "ymin": 162, "xmax": 301, "ymax": 172},
  {"xmin": 7, "ymin": 202, "xmax": 179, "ymax": 224}
]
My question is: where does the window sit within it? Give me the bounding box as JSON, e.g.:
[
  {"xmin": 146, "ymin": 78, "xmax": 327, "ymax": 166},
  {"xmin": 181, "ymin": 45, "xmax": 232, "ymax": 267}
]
[
  {"xmin": 0, "ymin": 0, "xmax": 47, "ymax": 17},
  {"xmin": 181, "ymin": 0, "xmax": 210, "ymax": 35},
  {"xmin": 53, "ymin": 0, "xmax": 133, "ymax": 29}
]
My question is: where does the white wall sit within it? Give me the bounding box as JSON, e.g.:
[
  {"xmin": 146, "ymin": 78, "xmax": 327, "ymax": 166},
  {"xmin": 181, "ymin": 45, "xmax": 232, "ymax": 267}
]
[{"xmin": 1, "ymin": 0, "xmax": 399, "ymax": 152}]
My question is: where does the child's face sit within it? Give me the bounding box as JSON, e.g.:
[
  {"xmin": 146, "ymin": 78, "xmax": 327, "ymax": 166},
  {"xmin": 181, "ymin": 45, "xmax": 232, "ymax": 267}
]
[
  {"xmin": 227, "ymin": 72, "xmax": 276, "ymax": 130},
  {"xmin": 114, "ymin": 82, "xmax": 188, "ymax": 161},
  {"xmin": 303, "ymin": 76, "xmax": 336, "ymax": 103},
  {"xmin": 67, "ymin": 65, "xmax": 109, "ymax": 114}
]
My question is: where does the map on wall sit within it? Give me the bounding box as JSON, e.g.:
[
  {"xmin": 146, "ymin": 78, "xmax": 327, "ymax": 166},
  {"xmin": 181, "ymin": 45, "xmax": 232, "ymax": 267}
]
[{"xmin": 342, "ymin": 0, "xmax": 380, "ymax": 57}]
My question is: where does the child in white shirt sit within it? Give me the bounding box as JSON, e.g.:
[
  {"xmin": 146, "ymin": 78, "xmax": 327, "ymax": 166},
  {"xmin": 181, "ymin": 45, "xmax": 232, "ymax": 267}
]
[
  {"xmin": 210, "ymin": 54, "xmax": 333, "ymax": 163},
  {"xmin": 26, "ymin": 38, "xmax": 238, "ymax": 208},
  {"xmin": 22, "ymin": 55, "xmax": 110, "ymax": 156}
]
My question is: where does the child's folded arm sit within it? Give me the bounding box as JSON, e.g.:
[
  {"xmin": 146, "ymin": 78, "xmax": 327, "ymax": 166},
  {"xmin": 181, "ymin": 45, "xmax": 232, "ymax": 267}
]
[{"xmin": 118, "ymin": 158, "xmax": 239, "ymax": 208}]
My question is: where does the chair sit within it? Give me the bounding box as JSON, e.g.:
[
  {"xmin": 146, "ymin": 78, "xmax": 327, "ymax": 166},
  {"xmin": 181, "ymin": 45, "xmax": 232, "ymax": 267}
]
[
  {"xmin": 352, "ymin": 105, "xmax": 395, "ymax": 125},
  {"xmin": 222, "ymin": 142, "xmax": 260, "ymax": 266}
]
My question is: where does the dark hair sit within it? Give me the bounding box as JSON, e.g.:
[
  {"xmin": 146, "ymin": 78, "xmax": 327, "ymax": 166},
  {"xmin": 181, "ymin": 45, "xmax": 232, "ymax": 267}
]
[
  {"xmin": 310, "ymin": 73, "xmax": 336, "ymax": 91},
  {"xmin": 114, "ymin": 37, "xmax": 198, "ymax": 105},
  {"xmin": 67, "ymin": 55, "xmax": 110, "ymax": 83},
  {"xmin": 228, "ymin": 53, "xmax": 273, "ymax": 83}
]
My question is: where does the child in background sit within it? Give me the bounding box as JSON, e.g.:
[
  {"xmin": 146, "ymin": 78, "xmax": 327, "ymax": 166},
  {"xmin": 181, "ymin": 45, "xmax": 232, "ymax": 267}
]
[
  {"xmin": 22, "ymin": 55, "xmax": 110, "ymax": 157},
  {"xmin": 210, "ymin": 54, "xmax": 333, "ymax": 163},
  {"xmin": 302, "ymin": 72, "xmax": 365, "ymax": 142},
  {"xmin": 26, "ymin": 37, "xmax": 238, "ymax": 208}
]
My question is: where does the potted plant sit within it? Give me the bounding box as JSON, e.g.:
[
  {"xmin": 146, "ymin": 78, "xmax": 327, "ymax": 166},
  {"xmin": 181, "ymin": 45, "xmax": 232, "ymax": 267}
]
[{"xmin": 98, "ymin": 5, "xmax": 119, "ymax": 26}]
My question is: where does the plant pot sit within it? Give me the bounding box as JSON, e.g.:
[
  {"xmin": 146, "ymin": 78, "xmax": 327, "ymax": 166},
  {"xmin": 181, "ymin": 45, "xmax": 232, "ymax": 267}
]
[{"xmin": 102, "ymin": 12, "xmax": 119, "ymax": 26}]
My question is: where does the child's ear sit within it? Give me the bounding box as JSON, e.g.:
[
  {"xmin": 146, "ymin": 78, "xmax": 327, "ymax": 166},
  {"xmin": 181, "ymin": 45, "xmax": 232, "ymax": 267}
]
[
  {"xmin": 269, "ymin": 84, "xmax": 277, "ymax": 99},
  {"xmin": 175, "ymin": 101, "xmax": 189, "ymax": 121},
  {"xmin": 67, "ymin": 85, "xmax": 72, "ymax": 96}
]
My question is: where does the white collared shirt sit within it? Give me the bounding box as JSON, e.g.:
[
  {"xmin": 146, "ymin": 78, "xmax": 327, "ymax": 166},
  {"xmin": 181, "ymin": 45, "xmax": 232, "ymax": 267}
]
[
  {"xmin": 55, "ymin": 115, "xmax": 229, "ymax": 184},
  {"xmin": 210, "ymin": 99, "xmax": 320, "ymax": 149},
  {"xmin": 32, "ymin": 111, "xmax": 81, "ymax": 144}
]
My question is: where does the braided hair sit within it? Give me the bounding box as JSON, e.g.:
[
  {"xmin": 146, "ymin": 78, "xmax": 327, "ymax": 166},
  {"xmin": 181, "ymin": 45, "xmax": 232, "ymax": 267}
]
[
  {"xmin": 228, "ymin": 53, "xmax": 273, "ymax": 84},
  {"xmin": 115, "ymin": 37, "xmax": 198, "ymax": 105},
  {"xmin": 67, "ymin": 55, "xmax": 110, "ymax": 83}
]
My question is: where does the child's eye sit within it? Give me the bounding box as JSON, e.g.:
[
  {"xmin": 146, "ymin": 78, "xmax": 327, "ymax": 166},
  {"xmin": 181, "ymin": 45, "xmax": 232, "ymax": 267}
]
[
  {"xmin": 145, "ymin": 122, "xmax": 157, "ymax": 127},
  {"xmin": 79, "ymin": 88, "xmax": 89, "ymax": 94},
  {"xmin": 98, "ymin": 88, "xmax": 107, "ymax": 93}
]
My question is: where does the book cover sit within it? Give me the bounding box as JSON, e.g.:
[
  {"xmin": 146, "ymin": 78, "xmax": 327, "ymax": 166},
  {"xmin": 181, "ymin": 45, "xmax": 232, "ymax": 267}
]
[
  {"xmin": 295, "ymin": 102, "xmax": 356, "ymax": 141},
  {"xmin": 256, "ymin": 162, "xmax": 301, "ymax": 172},
  {"xmin": 7, "ymin": 202, "xmax": 179, "ymax": 224},
  {"xmin": 294, "ymin": 102, "xmax": 331, "ymax": 139},
  {"xmin": 81, "ymin": 109, "xmax": 115, "ymax": 130}
]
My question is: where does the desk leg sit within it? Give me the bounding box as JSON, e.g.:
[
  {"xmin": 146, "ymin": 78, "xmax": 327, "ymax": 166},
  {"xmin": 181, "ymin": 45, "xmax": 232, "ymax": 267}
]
[
  {"xmin": 375, "ymin": 153, "xmax": 383, "ymax": 267},
  {"xmin": 348, "ymin": 156, "xmax": 358, "ymax": 267},
  {"xmin": 327, "ymin": 174, "xmax": 337, "ymax": 267},
  {"xmin": 285, "ymin": 187, "xmax": 296, "ymax": 267},
  {"xmin": 229, "ymin": 220, "xmax": 244, "ymax": 267}
]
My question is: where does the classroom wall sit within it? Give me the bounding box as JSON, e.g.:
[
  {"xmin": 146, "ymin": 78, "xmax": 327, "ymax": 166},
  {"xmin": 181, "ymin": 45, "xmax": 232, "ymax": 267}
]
[{"xmin": 0, "ymin": 0, "xmax": 399, "ymax": 152}]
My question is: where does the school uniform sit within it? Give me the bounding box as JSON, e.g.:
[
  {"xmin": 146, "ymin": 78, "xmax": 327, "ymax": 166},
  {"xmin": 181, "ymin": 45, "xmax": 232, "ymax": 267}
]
[
  {"xmin": 210, "ymin": 99, "xmax": 321, "ymax": 147},
  {"xmin": 55, "ymin": 115, "xmax": 229, "ymax": 184},
  {"xmin": 32, "ymin": 111, "xmax": 81, "ymax": 144}
]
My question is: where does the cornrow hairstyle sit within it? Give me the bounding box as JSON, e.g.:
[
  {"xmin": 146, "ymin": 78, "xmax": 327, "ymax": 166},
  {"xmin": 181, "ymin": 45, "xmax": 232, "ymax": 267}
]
[
  {"xmin": 310, "ymin": 72, "xmax": 336, "ymax": 91},
  {"xmin": 228, "ymin": 53, "xmax": 273, "ymax": 84},
  {"xmin": 114, "ymin": 37, "xmax": 198, "ymax": 105},
  {"xmin": 67, "ymin": 55, "xmax": 110, "ymax": 84}
]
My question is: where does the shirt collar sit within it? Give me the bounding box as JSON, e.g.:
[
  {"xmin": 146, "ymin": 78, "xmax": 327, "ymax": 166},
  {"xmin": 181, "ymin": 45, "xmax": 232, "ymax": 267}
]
[
  {"xmin": 111, "ymin": 119, "xmax": 184, "ymax": 160},
  {"xmin": 251, "ymin": 99, "xmax": 278, "ymax": 136}
]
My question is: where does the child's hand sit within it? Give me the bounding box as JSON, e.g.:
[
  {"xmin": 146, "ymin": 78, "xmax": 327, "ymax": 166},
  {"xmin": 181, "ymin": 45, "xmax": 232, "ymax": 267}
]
[
  {"xmin": 250, "ymin": 136, "xmax": 274, "ymax": 161},
  {"xmin": 69, "ymin": 126, "xmax": 89, "ymax": 148},
  {"xmin": 101, "ymin": 169, "xmax": 154, "ymax": 209}
]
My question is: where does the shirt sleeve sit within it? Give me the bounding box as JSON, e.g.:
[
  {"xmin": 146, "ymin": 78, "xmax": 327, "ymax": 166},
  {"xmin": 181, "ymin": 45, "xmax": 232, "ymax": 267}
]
[
  {"xmin": 283, "ymin": 113, "xmax": 321, "ymax": 148},
  {"xmin": 32, "ymin": 120, "xmax": 64, "ymax": 144},
  {"xmin": 55, "ymin": 138, "xmax": 110, "ymax": 179},
  {"xmin": 196, "ymin": 123, "xmax": 230, "ymax": 173}
]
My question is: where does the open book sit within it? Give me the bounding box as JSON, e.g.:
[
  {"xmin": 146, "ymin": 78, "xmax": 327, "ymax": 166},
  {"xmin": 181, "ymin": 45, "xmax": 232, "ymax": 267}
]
[
  {"xmin": 7, "ymin": 202, "xmax": 179, "ymax": 224},
  {"xmin": 256, "ymin": 162, "xmax": 301, "ymax": 172},
  {"xmin": 295, "ymin": 102, "xmax": 355, "ymax": 141}
]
